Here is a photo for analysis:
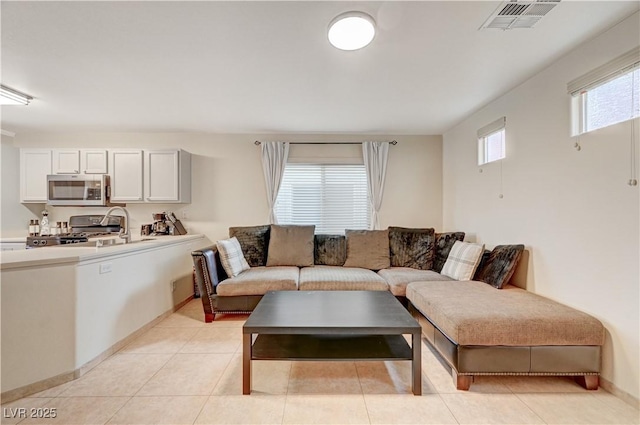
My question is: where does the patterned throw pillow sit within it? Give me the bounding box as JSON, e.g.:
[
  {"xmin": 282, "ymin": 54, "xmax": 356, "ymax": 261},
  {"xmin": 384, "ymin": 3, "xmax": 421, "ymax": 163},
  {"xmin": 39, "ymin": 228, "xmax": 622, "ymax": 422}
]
[
  {"xmin": 388, "ymin": 227, "xmax": 435, "ymax": 270},
  {"xmin": 433, "ymin": 232, "xmax": 465, "ymax": 273},
  {"xmin": 229, "ymin": 225, "xmax": 270, "ymax": 267},
  {"xmin": 314, "ymin": 234, "xmax": 346, "ymax": 266},
  {"xmin": 343, "ymin": 229, "xmax": 390, "ymax": 270},
  {"xmin": 441, "ymin": 241, "xmax": 485, "ymax": 281},
  {"xmin": 216, "ymin": 237, "xmax": 250, "ymax": 278},
  {"xmin": 475, "ymin": 245, "xmax": 525, "ymax": 289}
]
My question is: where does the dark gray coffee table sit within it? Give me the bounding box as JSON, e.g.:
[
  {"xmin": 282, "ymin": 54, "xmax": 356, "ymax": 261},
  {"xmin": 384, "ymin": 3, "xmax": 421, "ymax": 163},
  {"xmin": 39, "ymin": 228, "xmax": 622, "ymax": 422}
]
[{"xmin": 242, "ymin": 290, "xmax": 422, "ymax": 395}]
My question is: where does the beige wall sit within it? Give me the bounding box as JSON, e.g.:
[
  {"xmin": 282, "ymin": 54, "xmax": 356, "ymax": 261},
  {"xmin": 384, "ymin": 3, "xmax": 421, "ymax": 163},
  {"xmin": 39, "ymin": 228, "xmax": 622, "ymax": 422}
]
[
  {"xmin": 1, "ymin": 136, "xmax": 28, "ymax": 237},
  {"xmin": 443, "ymin": 13, "xmax": 639, "ymax": 400},
  {"xmin": 5, "ymin": 133, "xmax": 442, "ymax": 241}
]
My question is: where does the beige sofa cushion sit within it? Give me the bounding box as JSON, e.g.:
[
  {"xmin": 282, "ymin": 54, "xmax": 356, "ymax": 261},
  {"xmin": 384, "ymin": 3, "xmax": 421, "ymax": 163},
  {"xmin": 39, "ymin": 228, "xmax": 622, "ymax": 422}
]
[
  {"xmin": 217, "ymin": 266, "xmax": 299, "ymax": 296},
  {"xmin": 343, "ymin": 229, "xmax": 390, "ymax": 270},
  {"xmin": 266, "ymin": 225, "xmax": 315, "ymax": 267},
  {"xmin": 299, "ymin": 265, "xmax": 389, "ymax": 291},
  {"xmin": 407, "ymin": 281, "xmax": 605, "ymax": 346},
  {"xmin": 377, "ymin": 267, "xmax": 452, "ymax": 296}
]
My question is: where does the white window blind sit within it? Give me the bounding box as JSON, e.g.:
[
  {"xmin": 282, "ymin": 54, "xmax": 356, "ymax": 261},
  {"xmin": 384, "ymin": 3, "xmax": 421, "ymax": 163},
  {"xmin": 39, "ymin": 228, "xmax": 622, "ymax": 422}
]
[{"xmin": 274, "ymin": 164, "xmax": 370, "ymax": 234}]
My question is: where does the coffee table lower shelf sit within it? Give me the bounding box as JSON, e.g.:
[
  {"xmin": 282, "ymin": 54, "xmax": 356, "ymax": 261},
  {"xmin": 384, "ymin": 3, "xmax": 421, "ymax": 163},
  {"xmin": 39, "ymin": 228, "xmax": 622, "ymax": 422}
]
[{"xmin": 251, "ymin": 334, "xmax": 413, "ymax": 361}]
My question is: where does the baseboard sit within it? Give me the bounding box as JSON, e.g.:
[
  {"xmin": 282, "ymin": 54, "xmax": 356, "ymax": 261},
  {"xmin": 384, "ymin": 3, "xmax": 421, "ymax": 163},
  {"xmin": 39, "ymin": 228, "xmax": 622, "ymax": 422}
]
[
  {"xmin": 1, "ymin": 295, "xmax": 195, "ymax": 404},
  {"xmin": 599, "ymin": 376, "xmax": 640, "ymax": 409}
]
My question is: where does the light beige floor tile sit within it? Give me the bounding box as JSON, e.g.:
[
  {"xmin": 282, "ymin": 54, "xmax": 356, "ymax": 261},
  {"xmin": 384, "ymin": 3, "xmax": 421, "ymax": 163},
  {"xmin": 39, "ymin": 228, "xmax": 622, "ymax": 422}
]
[
  {"xmin": 356, "ymin": 361, "xmax": 437, "ymax": 394},
  {"xmin": 19, "ymin": 397, "xmax": 129, "ymax": 424},
  {"xmin": 120, "ymin": 328, "xmax": 199, "ymax": 354},
  {"xmin": 195, "ymin": 395, "xmax": 286, "ymax": 424},
  {"xmin": 0, "ymin": 398, "xmax": 53, "ymax": 424},
  {"xmin": 592, "ymin": 390, "xmax": 640, "ymax": 418},
  {"xmin": 207, "ymin": 314, "xmax": 248, "ymax": 328},
  {"xmin": 155, "ymin": 311, "xmax": 207, "ymax": 328},
  {"xmin": 60, "ymin": 354, "xmax": 172, "ymax": 397},
  {"xmin": 502, "ymin": 376, "xmax": 587, "ymax": 393},
  {"xmin": 212, "ymin": 355, "xmax": 291, "ymax": 395},
  {"xmin": 287, "ymin": 361, "xmax": 362, "ymax": 395},
  {"xmin": 441, "ymin": 392, "xmax": 545, "ymax": 424},
  {"xmin": 283, "ymin": 395, "xmax": 370, "ymax": 424},
  {"xmin": 106, "ymin": 395, "xmax": 207, "ymax": 425},
  {"xmin": 137, "ymin": 353, "xmax": 232, "ymax": 396},
  {"xmin": 364, "ymin": 394, "xmax": 458, "ymax": 424},
  {"xmin": 517, "ymin": 392, "xmax": 640, "ymax": 424},
  {"xmin": 180, "ymin": 327, "xmax": 241, "ymax": 354},
  {"xmin": 30, "ymin": 381, "xmax": 74, "ymax": 398}
]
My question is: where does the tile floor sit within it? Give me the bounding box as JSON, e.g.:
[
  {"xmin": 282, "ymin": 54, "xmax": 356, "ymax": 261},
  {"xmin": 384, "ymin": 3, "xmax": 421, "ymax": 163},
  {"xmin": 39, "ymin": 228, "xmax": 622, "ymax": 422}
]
[{"xmin": 2, "ymin": 299, "xmax": 639, "ymax": 425}]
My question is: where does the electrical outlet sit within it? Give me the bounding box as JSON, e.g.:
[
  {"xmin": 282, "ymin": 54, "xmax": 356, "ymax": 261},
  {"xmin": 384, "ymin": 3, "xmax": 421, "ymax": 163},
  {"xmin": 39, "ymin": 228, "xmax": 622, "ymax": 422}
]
[
  {"xmin": 171, "ymin": 280, "xmax": 177, "ymax": 292},
  {"xmin": 99, "ymin": 262, "xmax": 113, "ymax": 274},
  {"xmin": 181, "ymin": 210, "xmax": 189, "ymax": 220}
]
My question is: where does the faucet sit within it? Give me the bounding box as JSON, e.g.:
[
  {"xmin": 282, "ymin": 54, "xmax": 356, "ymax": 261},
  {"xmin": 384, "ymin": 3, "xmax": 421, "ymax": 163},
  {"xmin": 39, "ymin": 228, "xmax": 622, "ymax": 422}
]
[{"xmin": 100, "ymin": 206, "xmax": 131, "ymax": 244}]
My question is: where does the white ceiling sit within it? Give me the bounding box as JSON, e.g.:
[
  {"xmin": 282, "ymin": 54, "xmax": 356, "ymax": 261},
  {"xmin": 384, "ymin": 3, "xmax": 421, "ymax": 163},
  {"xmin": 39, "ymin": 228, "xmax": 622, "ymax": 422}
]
[{"xmin": 1, "ymin": 1, "xmax": 638, "ymax": 135}]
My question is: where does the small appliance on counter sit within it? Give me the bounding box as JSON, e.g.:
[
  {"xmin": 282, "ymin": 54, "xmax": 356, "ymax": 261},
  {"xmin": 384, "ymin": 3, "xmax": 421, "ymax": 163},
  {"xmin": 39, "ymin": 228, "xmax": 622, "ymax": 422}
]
[
  {"xmin": 26, "ymin": 214, "xmax": 122, "ymax": 248},
  {"xmin": 143, "ymin": 212, "xmax": 187, "ymax": 236}
]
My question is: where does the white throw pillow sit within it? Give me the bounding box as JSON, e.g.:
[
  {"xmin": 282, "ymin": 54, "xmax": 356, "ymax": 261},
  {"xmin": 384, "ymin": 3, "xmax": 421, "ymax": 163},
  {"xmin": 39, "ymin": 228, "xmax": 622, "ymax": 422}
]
[
  {"xmin": 216, "ymin": 237, "xmax": 250, "ymax": 278},
  {"xmin": 441, "ymin": 241, "xmax": 485, "ymax": 281}
]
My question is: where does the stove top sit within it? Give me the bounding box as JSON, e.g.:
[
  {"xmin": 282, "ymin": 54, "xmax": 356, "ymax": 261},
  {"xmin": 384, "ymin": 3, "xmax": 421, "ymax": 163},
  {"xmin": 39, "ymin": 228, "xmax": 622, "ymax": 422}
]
[{"xmin": 26, "ymin": 232, "xmax": 118, "ymax": 248}]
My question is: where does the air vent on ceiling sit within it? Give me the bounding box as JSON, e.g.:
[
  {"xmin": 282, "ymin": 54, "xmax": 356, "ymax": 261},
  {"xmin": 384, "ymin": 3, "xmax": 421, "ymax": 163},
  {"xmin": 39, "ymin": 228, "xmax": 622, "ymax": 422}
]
[{"xmin": 480, "ymin": 0, "xmax": 560, "ymax": 30}]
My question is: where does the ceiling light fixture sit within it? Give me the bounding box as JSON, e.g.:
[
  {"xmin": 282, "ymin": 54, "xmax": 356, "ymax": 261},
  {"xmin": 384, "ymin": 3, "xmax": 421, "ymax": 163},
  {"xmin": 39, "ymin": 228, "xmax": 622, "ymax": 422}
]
[
  {"xmin": 1, "ymin": 85, "xmax": 32, "ymax": 106},
  {"xmin": 328, "ymin": 11, "xmax": 376, "ymax": 51}
]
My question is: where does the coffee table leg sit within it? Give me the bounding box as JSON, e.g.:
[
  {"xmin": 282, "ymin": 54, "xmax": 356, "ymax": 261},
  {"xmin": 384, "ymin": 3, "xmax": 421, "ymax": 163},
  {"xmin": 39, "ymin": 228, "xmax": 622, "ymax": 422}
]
[
  {"xmin": 243, "ymin": 333, "xmax": 252, "ymax": 395},
  {"xmin": 412, "ymin": 332, "xmax": 422, "ymax": 395}
]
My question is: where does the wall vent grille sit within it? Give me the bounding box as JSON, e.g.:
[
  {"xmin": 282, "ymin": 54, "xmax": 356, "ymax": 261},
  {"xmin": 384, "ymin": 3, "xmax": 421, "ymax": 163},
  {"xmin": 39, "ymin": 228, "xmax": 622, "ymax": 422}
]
[{"xmin": 481, "ymin": 0, "xmax": 560, "ymax": 30}]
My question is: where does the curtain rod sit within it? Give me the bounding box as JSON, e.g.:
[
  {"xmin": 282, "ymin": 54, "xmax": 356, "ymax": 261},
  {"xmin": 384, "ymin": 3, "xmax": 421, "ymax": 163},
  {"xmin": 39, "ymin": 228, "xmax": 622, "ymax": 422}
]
[{"xmin": 254, "ymin": 140, "xmax": 397, "ymax": 146}]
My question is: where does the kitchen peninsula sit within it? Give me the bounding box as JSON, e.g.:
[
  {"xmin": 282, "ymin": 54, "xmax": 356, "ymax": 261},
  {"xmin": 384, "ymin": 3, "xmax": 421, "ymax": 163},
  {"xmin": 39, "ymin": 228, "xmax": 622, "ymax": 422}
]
[{"xmin": 0, "ymin": 234, "xmax": 210, "ymax": 402}]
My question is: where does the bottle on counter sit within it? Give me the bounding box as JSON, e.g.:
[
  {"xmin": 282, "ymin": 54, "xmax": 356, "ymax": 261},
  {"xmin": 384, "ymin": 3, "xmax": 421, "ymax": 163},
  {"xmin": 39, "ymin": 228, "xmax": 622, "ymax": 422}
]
[
  {"xmin": 62, "ymin": 221, "xmax": 69, "ymax": 235},
  {"xmin": 28, "ymin": 220, "xmax": 36, "ymax": 236},
  {"xmin": 34, "ymin": 219, "xmax": 40, "ymax": 236},
  {"xmin": 40, "ymin": 210, "xmax": 50, "ymax": 236}
]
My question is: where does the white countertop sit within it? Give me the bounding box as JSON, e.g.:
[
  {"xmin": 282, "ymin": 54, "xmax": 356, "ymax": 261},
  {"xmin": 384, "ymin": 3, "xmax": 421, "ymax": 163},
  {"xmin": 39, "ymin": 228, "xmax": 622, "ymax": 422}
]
[
  {"xmin": 0, "ymin": 237, "xmax": 27, "ymax": 243},
  {"xmin": 0, "ymin": 234, "xmax": 206, "ymax": 270}
]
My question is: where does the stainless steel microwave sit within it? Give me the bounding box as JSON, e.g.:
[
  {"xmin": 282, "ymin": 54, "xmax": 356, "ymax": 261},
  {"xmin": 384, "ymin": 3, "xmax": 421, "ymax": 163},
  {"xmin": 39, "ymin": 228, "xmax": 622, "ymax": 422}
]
[{"xmin": 47, "ymin": 174, "xmax": 110, "ymax": 206}]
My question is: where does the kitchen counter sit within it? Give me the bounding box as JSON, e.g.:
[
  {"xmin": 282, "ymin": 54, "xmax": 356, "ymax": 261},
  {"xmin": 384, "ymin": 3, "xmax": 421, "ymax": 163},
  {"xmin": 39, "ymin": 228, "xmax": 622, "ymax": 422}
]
[
  {"xmin": 0, "ymin": 234, "xmax": 205, "ymax": 270},
  {"xmin": 1, "ymin": 233, "xmax": 211, "ymax": 401}
]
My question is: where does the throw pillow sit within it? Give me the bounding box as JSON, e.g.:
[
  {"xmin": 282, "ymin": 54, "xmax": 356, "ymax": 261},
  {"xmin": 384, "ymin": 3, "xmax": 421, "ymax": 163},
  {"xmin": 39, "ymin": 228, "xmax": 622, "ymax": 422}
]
[
  {"xmin": 433, "ymin": 232, "xmax": 466, "ymax": 273},
  {"xmin": 473, "ymin": 249, "xmax": 491, "ymax": 280},
  {"xmin": 266, "ymin": 225, "xmax": 315, "ymax": 267},
  {"xmin": 216, "ymin": 237, "xmax": 250, "ymax": 278},
  {"xmin": 388, "ymin": 227, "xmax": 435, "ymax": 270},
  {"xmin": 314, "ymin": 234, "xmax": 346, "ymax": 266},
  {"xmin": 475, "ymin": 244, "xmax": 525, "ymax": 289},
  {"xmin": 343, "ymin": 229, "xmax": 390, "ymax": 270},
  {"xmin": 229, "ymin": 225, "xmax": 270, "ymax": 267},
  {"xmin": 441, "ymin": 241, "xmax": 485, "ymax": 281}
]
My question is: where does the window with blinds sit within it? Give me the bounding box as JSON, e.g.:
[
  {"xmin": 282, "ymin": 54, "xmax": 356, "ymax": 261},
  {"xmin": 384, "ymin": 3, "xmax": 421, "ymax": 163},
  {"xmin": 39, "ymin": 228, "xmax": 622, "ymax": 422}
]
[
  {"xmin": 568, "ymin": 47, "xmax": 640, "ymax": 135},
  {"xmin": 275, "ymin": 164, "xmax": 370, "ymax": 234},
  {"xmin": 477, "ymin": 117, "xmax": 506, "ymax": 165}
]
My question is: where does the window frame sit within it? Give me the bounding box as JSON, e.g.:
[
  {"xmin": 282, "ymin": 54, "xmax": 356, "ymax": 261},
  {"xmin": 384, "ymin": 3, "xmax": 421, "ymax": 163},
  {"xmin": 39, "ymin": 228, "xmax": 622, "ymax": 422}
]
[
  {"xmin": 477, "ymin": 117, "xmax": 506, "ymax": 166},
  {"xmin": 568, "ymin": 47, "xmax": 640, "ymax": 136}
]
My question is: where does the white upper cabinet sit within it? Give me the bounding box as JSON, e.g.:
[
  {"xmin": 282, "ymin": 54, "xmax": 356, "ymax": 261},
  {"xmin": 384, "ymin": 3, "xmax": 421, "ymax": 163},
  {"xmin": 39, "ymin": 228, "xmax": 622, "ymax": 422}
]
[
  {"xmin": 20, "ymin": 149, "xmax": 52, "ymax": 203},
  {"xmin": 53, "ymin": 149, "xmax": 107, "ymax": 174},
  {"xmin": 144, "ymin": 149, "xmax": 191, "ymax": 203},
  {"xmin": 109, "ymin": 150, "xmax": 144, "ymax": 202}
]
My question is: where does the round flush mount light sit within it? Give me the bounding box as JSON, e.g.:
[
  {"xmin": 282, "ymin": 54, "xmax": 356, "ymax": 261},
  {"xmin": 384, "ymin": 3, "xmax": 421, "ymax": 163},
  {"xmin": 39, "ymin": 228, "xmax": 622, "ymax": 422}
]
[{"xmin": 328, "ymin": 11, "xmax": 376, "ymax": 51}]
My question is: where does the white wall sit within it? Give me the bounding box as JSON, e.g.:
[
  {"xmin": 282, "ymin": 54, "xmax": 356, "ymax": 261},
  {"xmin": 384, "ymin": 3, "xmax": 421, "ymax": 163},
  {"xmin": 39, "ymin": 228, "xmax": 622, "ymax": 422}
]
[
  {"xmin": 8, "ymin": 133, "xmax": 442, "ymax": 241},
  {"xmin": 1, "ymin": 136, "xmax": 33, "ymax": 237},
  {"xmin": 443, "ymin": 13, "xmax": 639, "ymax": 400}
]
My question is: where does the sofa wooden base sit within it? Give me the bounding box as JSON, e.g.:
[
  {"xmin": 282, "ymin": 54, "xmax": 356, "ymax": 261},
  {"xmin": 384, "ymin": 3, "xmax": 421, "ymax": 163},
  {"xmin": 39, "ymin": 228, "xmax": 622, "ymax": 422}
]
[{"xmin": 408, "ymin": 302, "xmax": 602, "ymax": 391}]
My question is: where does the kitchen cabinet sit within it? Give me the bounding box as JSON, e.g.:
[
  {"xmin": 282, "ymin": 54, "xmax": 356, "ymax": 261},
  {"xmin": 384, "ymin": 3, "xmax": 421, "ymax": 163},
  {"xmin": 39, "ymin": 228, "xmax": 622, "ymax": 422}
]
[
  {"xmin": 109, "ymin": 150, "xmax": 144, "ymax": 202},
  {"xmin": 20, "ymin": 149, "xmax": 52, "ymax": 203},
  {"xmin": 53, "ymin": 149, "xmax": 107, "ymax": 174},
  {"xmin": 144, "ymin": 149, "xmax": 191, "ymax": 203}
]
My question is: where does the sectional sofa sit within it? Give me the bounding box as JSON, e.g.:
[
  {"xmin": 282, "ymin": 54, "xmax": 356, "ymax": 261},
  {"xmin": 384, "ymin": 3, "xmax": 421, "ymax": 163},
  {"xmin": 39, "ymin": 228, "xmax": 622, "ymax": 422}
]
[{"xmin": 191, "ymin": 224, "xmax": 604, "ymax": 390}]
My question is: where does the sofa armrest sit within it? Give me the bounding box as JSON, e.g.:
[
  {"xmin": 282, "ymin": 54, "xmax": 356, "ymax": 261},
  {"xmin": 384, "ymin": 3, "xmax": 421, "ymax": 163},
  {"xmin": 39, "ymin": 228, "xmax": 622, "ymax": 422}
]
[{"xmin": 192, "ymin": 245, "xmax": 228, "ymax": 322}]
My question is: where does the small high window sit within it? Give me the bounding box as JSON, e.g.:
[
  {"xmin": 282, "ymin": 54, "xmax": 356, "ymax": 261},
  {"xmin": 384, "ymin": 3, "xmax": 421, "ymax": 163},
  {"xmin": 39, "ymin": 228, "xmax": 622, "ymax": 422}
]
[
  {"xmin": 477, "ymin": 117, "xmax": 506, "ymax": 166},
  {"xmin": 568, "ymin": 48, "xmax": 639, "ymax": 136}
]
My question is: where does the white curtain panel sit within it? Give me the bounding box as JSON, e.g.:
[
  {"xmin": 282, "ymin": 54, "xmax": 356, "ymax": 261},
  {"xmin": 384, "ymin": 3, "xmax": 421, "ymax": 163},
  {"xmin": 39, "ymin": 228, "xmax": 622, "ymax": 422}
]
[
  {"xmin": 261, "ymin": 141, "xmax": 290, "ymax": 224},
  {"xmin": 362, "ymin": 141, "xmax": 390, "ymax": 230}
]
